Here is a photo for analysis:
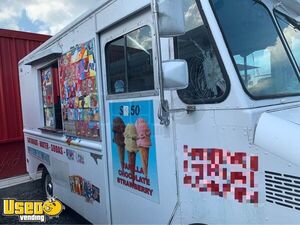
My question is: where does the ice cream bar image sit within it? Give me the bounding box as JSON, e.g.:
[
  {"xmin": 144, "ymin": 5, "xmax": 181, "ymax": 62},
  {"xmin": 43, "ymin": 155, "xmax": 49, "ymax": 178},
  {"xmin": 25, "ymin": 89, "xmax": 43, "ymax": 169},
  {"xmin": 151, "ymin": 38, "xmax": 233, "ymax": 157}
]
[
  {"xmin": 124, "ymin": 124, "xmax": 139, "ymax": 178},
  {"xmin": 135, "ymin": 118, "xmax": 151, "ymax": 177},
  {"xmin": 112, "ymin": 117, "xmax": 126, "ymax": 170}
]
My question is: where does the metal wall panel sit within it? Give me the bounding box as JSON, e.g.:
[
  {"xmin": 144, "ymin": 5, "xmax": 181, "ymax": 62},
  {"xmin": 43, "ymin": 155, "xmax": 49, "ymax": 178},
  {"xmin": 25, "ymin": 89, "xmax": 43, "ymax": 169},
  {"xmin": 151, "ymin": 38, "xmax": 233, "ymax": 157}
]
[
  {"xmin": 0, "ymin": 29, "xmax": 50, "ymax": 179},
  {"xmin": 0, "ymin": 29, "xmax": 50, "ymax": 143}
]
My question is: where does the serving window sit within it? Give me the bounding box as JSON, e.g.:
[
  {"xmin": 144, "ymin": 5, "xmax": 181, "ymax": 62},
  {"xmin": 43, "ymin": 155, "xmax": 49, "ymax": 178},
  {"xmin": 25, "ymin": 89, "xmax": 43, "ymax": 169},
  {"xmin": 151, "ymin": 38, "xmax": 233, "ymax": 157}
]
[
  {"xmin": 40, "ymin": 63, "xmax": 62, "ymax": 131},
  {"xmin": 105, "ymin": 26, "xmax": 154, "ymax": 95}
]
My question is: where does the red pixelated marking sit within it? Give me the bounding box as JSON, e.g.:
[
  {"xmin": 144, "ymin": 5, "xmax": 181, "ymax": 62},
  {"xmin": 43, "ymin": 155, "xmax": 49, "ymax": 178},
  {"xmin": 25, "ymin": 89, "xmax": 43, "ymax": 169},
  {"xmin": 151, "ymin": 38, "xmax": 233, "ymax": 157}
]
[
  {"xmin": 191, "ymin": 148, "xmax": 204, "ymax": 160},
  {"xmin": 184, "ymin": 160, "xmax": 188, "ymax": 172},
  {"xmin": 230, "ymin": 172, "xmax": 246, "ymax": 184},
  {"xmin": 183, "ymin": 146, "xmax": 259, "ymax": 204},
  {"xmin": 223, "ymin": 168, "xmax": 227, "ymax": 180},
  {"xmin": 250, "ymin": 171, "xmax": 255, "ymax": 188},
  {"xmin": 184, "ymin": 175, "xmax": 192, "ymax": 184},
  {"xmin": 251, "ymin": 191, "xmax": 259, "ymax": 204},
  {"xmin": 250, "ymin": 156, "xmax": 258, "ymax": 171},
  {"xmin": 223, "ymin": 184, "xmax": 231, "ymax": 192},
  {"xmin": 235, "ymin": 187, "xmax": 246, "ymax": 203},
  {"xmin": 231, "ymin": 152, "xmax": 247, "ymax": 168}
]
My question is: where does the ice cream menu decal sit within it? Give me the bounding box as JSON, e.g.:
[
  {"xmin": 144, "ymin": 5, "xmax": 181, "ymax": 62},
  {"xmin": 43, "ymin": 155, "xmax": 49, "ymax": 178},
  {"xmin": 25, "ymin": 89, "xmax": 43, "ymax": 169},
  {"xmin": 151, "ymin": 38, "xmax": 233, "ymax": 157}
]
[
  {"xmin": 109, "ymin": 100, "xmax": 159, "ymax": 202},
  {"xmin": 59, "ymin": 39, "xmax": 100, "ymax": 140}
]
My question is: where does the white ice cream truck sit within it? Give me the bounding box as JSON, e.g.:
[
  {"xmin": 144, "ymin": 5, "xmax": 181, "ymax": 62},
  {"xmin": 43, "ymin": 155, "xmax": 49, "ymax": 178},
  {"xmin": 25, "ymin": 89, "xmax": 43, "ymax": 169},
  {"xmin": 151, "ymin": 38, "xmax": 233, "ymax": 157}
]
[{"xmin": 18, "ymin": 0, "xmax": 300, "ymax": 224}]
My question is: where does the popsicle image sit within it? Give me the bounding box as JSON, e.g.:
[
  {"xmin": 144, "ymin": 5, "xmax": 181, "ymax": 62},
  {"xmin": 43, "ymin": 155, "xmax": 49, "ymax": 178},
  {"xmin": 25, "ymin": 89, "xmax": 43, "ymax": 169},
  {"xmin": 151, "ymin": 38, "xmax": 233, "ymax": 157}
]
[
  {"xmin": 135, "ymin": 118, "xmax": 151, "ymax": 177},
  {"xmin": 112, "ymin": 117, "xmax": 126, "ymax": 170},
  {"xmin": 124, "ymin": 124, "xmax": 139, "ymax": 178}
]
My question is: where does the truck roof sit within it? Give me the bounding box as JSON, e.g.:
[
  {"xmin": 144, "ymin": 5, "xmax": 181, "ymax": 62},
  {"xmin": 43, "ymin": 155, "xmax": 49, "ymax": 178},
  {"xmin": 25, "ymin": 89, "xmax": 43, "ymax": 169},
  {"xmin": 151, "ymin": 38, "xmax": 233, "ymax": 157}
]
[{"xmin": 19, "ymin": 0, "xmax": 110, "ymax": 65}]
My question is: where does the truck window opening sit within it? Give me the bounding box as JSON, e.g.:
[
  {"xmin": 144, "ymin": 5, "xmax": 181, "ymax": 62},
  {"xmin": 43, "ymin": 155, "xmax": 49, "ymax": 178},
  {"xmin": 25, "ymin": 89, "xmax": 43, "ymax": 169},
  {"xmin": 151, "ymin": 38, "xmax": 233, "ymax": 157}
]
[
  {"xmin": 40, "ymin": 62, "xmax": 62, "ymax": 131},
  {"xmin": 274, "ymin": 10, "xmax": 300, "ymax": 71},
  {"xmin": 41, "ymin": 63, "xmax": 63, "ymax": 131},
  {"xmin": 176, "ymin": 0, "xmax": 228, "ymax": 104},
  {"xmin": 210, "ymin": 0, "xmax": 300, "ymax": 99},
  {"xmin": 105, "ymin": 26, "xmax": 154, "ymax": 95}
]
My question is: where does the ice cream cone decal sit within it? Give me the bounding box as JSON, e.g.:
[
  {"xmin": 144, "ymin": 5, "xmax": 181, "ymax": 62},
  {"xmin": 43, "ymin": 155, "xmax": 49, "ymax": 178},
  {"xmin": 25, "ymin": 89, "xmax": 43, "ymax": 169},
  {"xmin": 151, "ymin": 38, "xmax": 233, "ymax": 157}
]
[
  {"xmin": 112, "ymin": 117, "xmax": 126, "ymax": 170},
  {"xmin": 128, "ymin": 152, "xmax": 136, "ymax": 176},
  {"xmin": 124, "ymin": 124, "xmax": 139, "ymax": 181},
  {"xmin": 139, "ymin": 147, "xmax": 149, "ymax": 177},
  {"xmin": 135, "ymin": 118, "xmax": 151, "ymax": 177},
  {"xmin": 117, "ymin": 146, "xmax": 125, "ymax": 170}
]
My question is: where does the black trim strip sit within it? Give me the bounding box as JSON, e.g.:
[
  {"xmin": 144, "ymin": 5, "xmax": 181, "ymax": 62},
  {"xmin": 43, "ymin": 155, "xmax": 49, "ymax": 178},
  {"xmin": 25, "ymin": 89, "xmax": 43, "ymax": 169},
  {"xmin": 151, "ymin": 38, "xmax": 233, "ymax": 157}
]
[
  {"xmin": 275, "ymin": 193, "xmax": 293, "ymax": 200},
  {"xmin": 286, "ymin": 192, "xmax": 300, "ymax": 198},
  {"xmin": 275, "ymin": 202, "xmax": 293, "ymax": 208},
  {"xmin": 274, "ymin": 185, "xmax": 293, "ymax": 191},
  {"xmin": 266, "ymin": 195, "xmax": 283, "ymax": 202},
  {"xmin": 284, "ymin": 174, "xmax": 300, "ymax": 181},
  {"xmin": 274, "ymin": 177, "xmax": 292, "ymax": 183},
  {"xmin": 285, "ymin": 200, "xmax": 300, "ymax": 207},
  {"xmin": 266, "ymin": 187, "xmax": 283, "ymax": 193},
  {"xmin": 284, "ymin": 183, "xmax": 300, "ymax": 190},
  {"xmin": 265, "ymin": 179, "xmax": 282, "ymax": 185},
  {"xmin": 265, "ymin": 171, "xmax": 282, "ymax": 176}
]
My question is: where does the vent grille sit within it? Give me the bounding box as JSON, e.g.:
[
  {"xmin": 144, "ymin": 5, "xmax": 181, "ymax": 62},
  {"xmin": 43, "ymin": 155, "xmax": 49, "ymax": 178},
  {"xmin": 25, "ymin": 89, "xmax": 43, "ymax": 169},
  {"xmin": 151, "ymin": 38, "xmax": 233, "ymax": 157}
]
[{"xmin": 265, "ymin": 171, "xmax": 300, "ymax": 210}]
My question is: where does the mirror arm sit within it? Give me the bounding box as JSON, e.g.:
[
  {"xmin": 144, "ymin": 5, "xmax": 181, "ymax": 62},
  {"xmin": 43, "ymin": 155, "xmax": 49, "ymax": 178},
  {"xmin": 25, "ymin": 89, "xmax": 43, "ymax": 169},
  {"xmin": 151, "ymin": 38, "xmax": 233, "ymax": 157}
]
[
  {"xmin": 169, "ymin": 105, "xmax": 196, "ymax": 114},
  {"xmin": 151, "ymin": 0, "xmax": 170, "ymax": 126}
]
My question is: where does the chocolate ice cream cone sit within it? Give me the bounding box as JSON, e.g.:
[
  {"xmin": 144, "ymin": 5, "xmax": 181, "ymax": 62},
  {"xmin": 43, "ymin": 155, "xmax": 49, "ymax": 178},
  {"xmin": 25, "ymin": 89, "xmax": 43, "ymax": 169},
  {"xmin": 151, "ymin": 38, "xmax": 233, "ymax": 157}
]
[
  {"xmin": 139, "ymin": 147, "xmax": 149, "ymax": 177},
  {"xmin": 117, "ymin": 145, "xmax": 125, "ymax": 170},
  {"xmin": 128, "ymin": 151, "xmax": 136, "ymax": 181}
]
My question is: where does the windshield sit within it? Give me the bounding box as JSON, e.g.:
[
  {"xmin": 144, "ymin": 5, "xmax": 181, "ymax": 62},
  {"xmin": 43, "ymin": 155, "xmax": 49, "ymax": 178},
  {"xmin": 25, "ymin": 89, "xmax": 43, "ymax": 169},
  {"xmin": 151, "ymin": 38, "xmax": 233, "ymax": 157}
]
[
  {"xmin": 274, "ymin": 10, "xmax": 300, "ymax": 70},
  {"xmin": 210, "ymin": 0, "xmax": 300, "ymax": 98}
]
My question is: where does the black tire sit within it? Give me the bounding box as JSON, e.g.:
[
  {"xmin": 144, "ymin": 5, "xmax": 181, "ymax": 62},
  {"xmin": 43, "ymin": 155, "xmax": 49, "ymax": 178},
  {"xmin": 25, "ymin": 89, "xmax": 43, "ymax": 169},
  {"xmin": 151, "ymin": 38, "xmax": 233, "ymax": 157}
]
[{"xmin": 42, "ymin": 168, "xmax": 53, "ymax": 199}]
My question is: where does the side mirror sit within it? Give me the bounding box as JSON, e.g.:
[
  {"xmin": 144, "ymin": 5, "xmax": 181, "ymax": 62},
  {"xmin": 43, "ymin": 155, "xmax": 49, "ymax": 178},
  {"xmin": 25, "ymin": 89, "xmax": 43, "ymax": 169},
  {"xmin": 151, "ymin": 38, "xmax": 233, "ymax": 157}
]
[
  {"xmin": 162, "ymin": 60, "xmax": 189, "ymax": 90},
  {"xmin": 158, "ymin": 0, "xmax": 185, "ymax": 37}
]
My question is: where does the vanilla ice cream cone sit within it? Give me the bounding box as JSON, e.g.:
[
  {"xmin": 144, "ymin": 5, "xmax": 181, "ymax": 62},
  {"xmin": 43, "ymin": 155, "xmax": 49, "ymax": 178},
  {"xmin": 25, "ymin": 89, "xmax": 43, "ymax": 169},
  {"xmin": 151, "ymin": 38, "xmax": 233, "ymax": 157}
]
[
  {"xmin": 128, "ymin": 151, "xmax": 136, "ymax": 181},
  {"xmin": 139, "ymin": 147, "xmax": 149, "ymax": 177}
]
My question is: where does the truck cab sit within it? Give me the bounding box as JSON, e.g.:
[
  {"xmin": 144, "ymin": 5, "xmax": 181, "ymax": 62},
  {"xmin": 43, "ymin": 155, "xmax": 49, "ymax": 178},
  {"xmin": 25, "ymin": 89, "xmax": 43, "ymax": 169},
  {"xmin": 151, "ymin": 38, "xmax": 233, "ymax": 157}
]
[{"xmin": 18, "ymin": 0, "xmax": 300, "ymax": 224}]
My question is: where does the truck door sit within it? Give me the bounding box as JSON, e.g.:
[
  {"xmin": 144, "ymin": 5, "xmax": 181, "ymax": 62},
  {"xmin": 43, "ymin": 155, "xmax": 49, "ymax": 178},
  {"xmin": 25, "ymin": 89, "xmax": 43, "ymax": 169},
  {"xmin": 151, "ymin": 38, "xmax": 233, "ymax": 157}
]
[
  {"xmin": 100, "ymin": 9, "xmax": 178, "ymax": 224},
  {"xmin": 169, "ymin": 0, "xmax": 239, "ymax": 223}
]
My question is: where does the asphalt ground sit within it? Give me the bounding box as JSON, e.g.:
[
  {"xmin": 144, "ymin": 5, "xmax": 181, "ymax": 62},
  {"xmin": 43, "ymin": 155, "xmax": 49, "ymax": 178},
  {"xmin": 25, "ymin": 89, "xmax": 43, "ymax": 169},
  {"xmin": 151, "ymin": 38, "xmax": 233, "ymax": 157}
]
[{"xmin": 0, "ymin": 179, "xmax": 91, "ymax": 224}]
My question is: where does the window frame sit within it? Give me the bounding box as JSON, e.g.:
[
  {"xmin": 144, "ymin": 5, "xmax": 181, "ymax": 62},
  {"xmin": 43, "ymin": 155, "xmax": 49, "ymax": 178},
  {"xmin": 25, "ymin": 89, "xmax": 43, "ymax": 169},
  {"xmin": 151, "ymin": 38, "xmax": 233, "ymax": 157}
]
[
  {"xmin": 38, "ymin": 60, "xmax": 63, "ymax": 134},
  {"xmin": 174, "ymin": 0, "xmax": 230, "ymax": 105},
  {"xmin": 209, "ymin": 0, "xmax": 300, "ymax": 100},
  {"xmin": 273, "ymin": 9, "xmax": 300, "ymax": 72},
  {"xmin": 104, "ymin": 25, "xmax": 159, "ymax": 100}
]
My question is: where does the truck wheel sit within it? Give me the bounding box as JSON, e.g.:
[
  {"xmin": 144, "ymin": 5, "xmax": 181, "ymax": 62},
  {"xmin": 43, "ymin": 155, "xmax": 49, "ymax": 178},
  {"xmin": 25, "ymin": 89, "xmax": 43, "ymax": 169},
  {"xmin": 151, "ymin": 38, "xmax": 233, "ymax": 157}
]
[{"xmin": 42, "ymin": 169, "xmax": 53, "ymax": 198}]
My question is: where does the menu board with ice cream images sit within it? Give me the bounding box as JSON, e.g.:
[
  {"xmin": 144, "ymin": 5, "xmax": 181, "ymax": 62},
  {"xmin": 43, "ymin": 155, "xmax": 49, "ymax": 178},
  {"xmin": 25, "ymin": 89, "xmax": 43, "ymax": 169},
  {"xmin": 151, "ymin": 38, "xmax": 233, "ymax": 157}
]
[
  {"xmin": 59, "ymin": 39, "xmax": 101, "ymax": 141},
  {"xmin": 109, "ymin": 100, "xmax": 159, "ymax": 202}
]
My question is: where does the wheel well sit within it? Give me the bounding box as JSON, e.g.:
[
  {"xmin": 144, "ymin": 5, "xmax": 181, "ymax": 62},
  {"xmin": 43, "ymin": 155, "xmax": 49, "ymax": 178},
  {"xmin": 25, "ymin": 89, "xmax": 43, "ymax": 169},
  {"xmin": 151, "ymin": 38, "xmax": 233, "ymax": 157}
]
[
  {"xmin": 37, "ymin": 164, "xmax": 49, "ymax": 178},
  {"xmin": 37, "ymin": 163, "xmax": 46, "ymax": 172}
]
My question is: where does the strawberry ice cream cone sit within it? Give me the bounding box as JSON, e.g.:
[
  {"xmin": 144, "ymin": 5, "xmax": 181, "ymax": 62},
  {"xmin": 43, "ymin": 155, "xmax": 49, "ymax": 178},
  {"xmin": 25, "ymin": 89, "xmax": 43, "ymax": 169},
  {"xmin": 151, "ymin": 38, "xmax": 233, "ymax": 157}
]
[{"xmin": 135, "ymin": 118, "xmax": 151, "ymax": 178}]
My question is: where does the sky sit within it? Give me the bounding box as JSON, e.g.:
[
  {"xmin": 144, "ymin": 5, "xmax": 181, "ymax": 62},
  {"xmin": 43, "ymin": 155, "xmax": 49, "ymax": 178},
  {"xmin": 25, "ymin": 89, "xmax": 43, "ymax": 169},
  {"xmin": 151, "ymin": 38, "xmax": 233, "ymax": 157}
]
[{"xmin": 0, "ymin": 0, "xmax": 101, "ymax": 35}]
